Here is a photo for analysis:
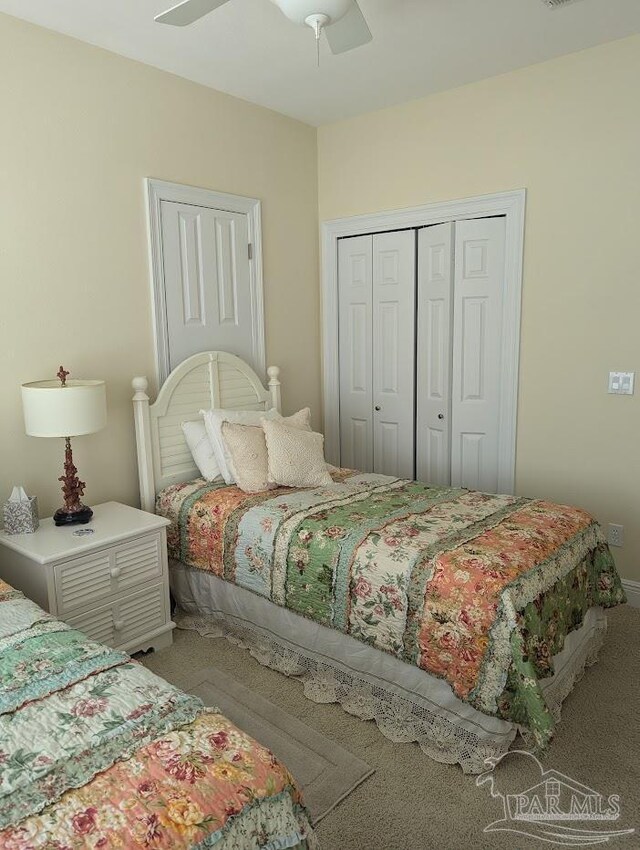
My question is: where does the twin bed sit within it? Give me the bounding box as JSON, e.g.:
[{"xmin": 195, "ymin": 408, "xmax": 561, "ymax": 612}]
[
  {"xmin": 133, "ymin": 351, "xmax": 626, "ymax": 774},
  {"xmin": 0, "ymin": 577, "xmax": 316, "ymax": 849}
]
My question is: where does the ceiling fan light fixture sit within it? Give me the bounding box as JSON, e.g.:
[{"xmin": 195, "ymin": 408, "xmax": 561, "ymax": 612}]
[
  {"xmin": 271, "ymin": 0, "xmax": 352, "ymax": 26},
  {"xmin": 305, "ymin": 12, "xmax": 329, "ymax": 38},
  {"xmin": 155, "ymin": 0, "xmax": 372, "ymax": 58}
]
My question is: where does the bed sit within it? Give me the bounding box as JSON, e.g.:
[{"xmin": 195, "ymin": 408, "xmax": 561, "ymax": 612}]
[
  {"xmin": 0, "ymin": 577, "xmax": 317, "ymax": 849},
  {"xmin": 132, "ymin": 351, "xmax": 626, "ymax": 774}
]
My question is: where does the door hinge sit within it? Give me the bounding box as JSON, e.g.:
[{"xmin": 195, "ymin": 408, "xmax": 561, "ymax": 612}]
[{"xmin": 248, "ymin": 243, "xmax": 253, "ymax": 260}]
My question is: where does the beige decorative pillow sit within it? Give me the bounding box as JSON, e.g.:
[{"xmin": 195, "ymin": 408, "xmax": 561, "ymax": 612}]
[
  {"xmin": 281, "ymin": 407, "xmax": 312, "ymax": 431},
  {"xmin": 221, "ymin": 422, "xmax": 272, "ymax": 493},
  {"xmin": 262, "ymin": 419, "xmax": 333, "ymax": 489},
  {"xmin": 220, "ymin": 408, "xmax": 313, "ymax": 493},
  {"xmin": 203, "ymin": 406, "xmax": 311, "ymax": 484}
]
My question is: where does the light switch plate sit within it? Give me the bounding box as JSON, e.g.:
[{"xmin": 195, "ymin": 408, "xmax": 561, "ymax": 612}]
[{"xmin": 608, "ymin": 371, "xmax": 635, "ymax": 395}]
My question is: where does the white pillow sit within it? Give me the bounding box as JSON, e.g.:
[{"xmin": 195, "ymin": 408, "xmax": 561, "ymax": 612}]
[
  {"xmin": 203, "ymin": 407, "xmax": 311, "ymax": 485},
  {"xmin": 181, "ymin": 420, "xmax": 221, "ymax": 481},
  {"xmin": 262, "ymin": 419, "xmax": 333, "ymax": 489}
]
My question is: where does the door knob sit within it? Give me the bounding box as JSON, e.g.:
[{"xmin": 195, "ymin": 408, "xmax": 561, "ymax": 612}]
[
  {"xmin": 438, "ymin": 413, "xmax": 445, "ymax": 420},
  {"xmin": 374, "ymin": 405, "xmax": 381, "ymax": 411}
]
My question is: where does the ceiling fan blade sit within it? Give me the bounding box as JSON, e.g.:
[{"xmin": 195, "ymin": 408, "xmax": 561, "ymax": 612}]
[
  {"xmin": 155, "ymin": 0, "xmax": 231, "ymax": 26},
  {"xmin": 324, "ymin": 1, "xmax": 372, "ymax": 54}
]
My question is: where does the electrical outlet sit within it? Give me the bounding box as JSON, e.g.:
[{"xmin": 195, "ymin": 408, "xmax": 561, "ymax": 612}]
[{"xmin": 608, "ymin": 524, "xmax": 624, "ymax": 548}]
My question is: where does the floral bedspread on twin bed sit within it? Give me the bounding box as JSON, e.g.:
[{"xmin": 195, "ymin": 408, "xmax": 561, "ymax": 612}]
[
  {"xmin": 0, "ymin": 578, "xmax": 316, "ymax": 850},
  {"xmin": 157, "ymin": 472, "xmax": 626, "ymax": 750}
]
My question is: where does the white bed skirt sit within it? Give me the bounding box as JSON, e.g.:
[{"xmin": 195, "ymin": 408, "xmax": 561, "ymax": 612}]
[{"xmin": 170, "ymin": 560, "xmax": 607, "ymax": 774}]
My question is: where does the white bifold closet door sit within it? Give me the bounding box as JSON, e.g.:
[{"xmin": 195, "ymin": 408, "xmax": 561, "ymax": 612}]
[
  {"xmin": 338, "ymin": 231, "xmax": 416, "ymax": 478},
  {"xmin": 338, "ymin": 235, "xmax": 374, "ymax": 472},
  {"xmin": 417, "ymin": 217, "xmax": 506, "ymax": 492},
  {"xmin": 416, "ymin": 222, "xmax": 455, "ymax": 486}
]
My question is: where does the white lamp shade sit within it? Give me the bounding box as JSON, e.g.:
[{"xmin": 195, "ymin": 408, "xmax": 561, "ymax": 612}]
[{"xmin": 21, "ymin": 380, "xmax": 107, "ymax": 438}]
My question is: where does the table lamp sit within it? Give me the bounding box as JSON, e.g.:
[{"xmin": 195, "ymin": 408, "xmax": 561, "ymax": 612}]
[{"xmin": 21, "ymin": 366, "xmax": 107, "ymax": 527}]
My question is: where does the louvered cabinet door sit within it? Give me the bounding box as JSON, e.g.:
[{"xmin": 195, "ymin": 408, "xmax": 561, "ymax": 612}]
[
  {"xmin": 66, "ymin": 583, "xmax": 169, "ymax": 650},
  {"xmin": 54, "ymin": 532, "xmax": 164, "ymax": 617}
]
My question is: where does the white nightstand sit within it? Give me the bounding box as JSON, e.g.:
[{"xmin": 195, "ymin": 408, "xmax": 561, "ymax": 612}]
[{"xmin": 0, "ymin": 502, "xmax": 174, "ymax": 653}]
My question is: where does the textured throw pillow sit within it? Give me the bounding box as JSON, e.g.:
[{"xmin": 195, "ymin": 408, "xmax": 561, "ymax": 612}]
[
  {"xmin": 262, "ymin": 419, "xmax": 333, "ymax": 489},
  {"xmin": 203, "ymin": 407, "xmax": 312, "ymax": 485},
  {"xmin": 181, "ymin": 420, "xmax": 221, "ymax": 481},
  {"xmin": 202, "ymin": 408, "xmax": 279, "ymax": 484},
  {"xmin": 220, "ymin": 422, "xmax": 272, "ymax": 493}
]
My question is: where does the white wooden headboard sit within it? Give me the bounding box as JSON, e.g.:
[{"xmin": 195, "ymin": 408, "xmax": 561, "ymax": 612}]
[{"xmin": 132, "ymin": 351, "xmax": 281, "ymax": 513}]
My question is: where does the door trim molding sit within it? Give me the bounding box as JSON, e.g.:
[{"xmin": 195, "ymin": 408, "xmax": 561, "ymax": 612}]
[
  {"xmin": 145, "ymin": 178, "xmax": 265, "ymax": 385},
  {"xmin": 321, "ymin": 189, "xmax": 526, "ymax": 494}
]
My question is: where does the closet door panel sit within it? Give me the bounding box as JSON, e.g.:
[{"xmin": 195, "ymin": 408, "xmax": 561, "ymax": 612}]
[
  {"xmin": 451, "ymin": 218, "xmax": 506, "ymax": 492},
  {"xmin": 338, "ymin": 236, "xmax": 374, "ymax": 471},
  {"xmin": 372, "ymin": 230, "xmax": 416, "ymax": 479},
  {"xmin": 160, "ymin": 202, "xmax": 253, "ymax": 372},
  {"xmin": 416, "ymin": 223, "xmax": 454, "ymax": 485}
]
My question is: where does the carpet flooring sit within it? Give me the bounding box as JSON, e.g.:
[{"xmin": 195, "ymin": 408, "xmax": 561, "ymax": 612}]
[{"xmin": 141, "ymin": 605, "xmax": 640, "ymax": 850}]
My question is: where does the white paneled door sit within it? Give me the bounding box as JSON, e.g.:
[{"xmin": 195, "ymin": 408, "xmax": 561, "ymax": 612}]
[
  {"xmin": 415, "ymin": 218, "xmax": 506, "ymax": 491},
  {"xmin": 338, "ymin": 218, "xmax": 506, "ymax": 491},
  {"xmin": 160, "ymin": 201, "xmax": 253, "ymax": 373},
  {"xmin": 372, "ymin": 231, "xmax": 416, "ymax": 478},
  {"xmin": 338, "ymin": 231, "xmax": 416, "ymax": 477},
  {"xmin": 416, "ymin": 222, "xmax": 454, "ymax": 485},
  {"xmin": 451, "ymin": 217, "xmax": 506, "ymax": 492},
  {"xmin": 338, "ymin": 235, "xmax": 374, "ymax": 472}
]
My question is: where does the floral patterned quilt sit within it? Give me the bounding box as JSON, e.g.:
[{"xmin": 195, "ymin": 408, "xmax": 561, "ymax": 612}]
[
  {"xmin": 0, "ymin": 582, "xmax": 316, "ymax": 850},
  {"xmin": 158, "ymin": 472, "xmax": 626, "ymax": 749}
]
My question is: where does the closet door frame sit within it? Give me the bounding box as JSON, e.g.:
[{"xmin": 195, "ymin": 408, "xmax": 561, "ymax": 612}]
[{"xmin": 322, "ymin": 189, "xmax": 526, "ymax": 494}]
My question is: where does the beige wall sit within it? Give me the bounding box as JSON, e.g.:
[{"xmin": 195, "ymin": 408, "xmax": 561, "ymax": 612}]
[
  {"xmin": 318, "ymin": 35, "xmax": 640, "ymax": 582},
  {"xmin": 0, "ymin": 14, "xmax": 320, "ymax": 519}
]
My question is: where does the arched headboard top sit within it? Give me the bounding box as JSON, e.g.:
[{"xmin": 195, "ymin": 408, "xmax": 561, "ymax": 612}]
[{"xmin": 132, "ymin": 352, "xmax": 281, "ymax": 512}]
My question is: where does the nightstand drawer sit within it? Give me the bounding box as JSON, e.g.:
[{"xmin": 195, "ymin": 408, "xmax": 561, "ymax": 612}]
[
  {"xmin": 55, "ymin": 532, "xmax": 164, "ymax": 615},
  {"xmin": 65, "ymin": 582, "xmax": 168, "ymax": 649}
]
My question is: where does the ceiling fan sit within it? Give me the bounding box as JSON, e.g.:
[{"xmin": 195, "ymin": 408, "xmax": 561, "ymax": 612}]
[{"xmin": 155, "ymin": 0, "xmax": 372, "ymax": 59}]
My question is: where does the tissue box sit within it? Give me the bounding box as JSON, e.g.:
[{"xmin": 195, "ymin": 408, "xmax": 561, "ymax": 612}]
[{"xmin": 3, "ymin": 496, "xmax": 39, "ymax": 534}]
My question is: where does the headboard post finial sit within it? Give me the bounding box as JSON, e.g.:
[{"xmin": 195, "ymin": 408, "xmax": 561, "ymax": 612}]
[
  {"xmin": 131, "ymin": 376, "xmax": 156, "ymax": 514},
  {"xmin": 267, "ymin": 366, "xmax": 281, "ymax": 413},
  {"xmin": 132, "ymin": 376, "xmax": 149, "ymax": 398}
]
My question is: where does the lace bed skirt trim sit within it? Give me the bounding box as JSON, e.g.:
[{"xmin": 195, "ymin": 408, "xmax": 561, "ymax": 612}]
[{"xmin": 174, "ymin": 609, "xmax": 606, "ymax": 775}]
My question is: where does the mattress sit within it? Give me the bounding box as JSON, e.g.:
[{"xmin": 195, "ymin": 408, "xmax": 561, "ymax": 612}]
[
  {"xmin": 156, "ymin": 473, "xmax": 626, "ymax": 757},
  {"xmin": 0, "ymin": 579, "xmax": 317, "ymax": 850}
]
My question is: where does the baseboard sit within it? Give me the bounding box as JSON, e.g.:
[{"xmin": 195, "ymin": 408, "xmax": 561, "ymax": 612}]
[{"xmin": 622, "ymin": 579, "xmax": 640, "ymax": 608}]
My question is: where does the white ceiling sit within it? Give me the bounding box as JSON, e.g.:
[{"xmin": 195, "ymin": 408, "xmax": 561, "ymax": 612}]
[{"xmin": 2, "ymin": 0, "xmax": 640, "ymax": 125}]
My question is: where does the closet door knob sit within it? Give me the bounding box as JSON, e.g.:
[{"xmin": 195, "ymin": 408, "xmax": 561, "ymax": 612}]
[
  {"xmin": 438, "ymin": 413, "xmax": 445, "ymax": 420},
  {"xmin": 374, "ymin": 406, "xmax": 381, "ymax": 411}
]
